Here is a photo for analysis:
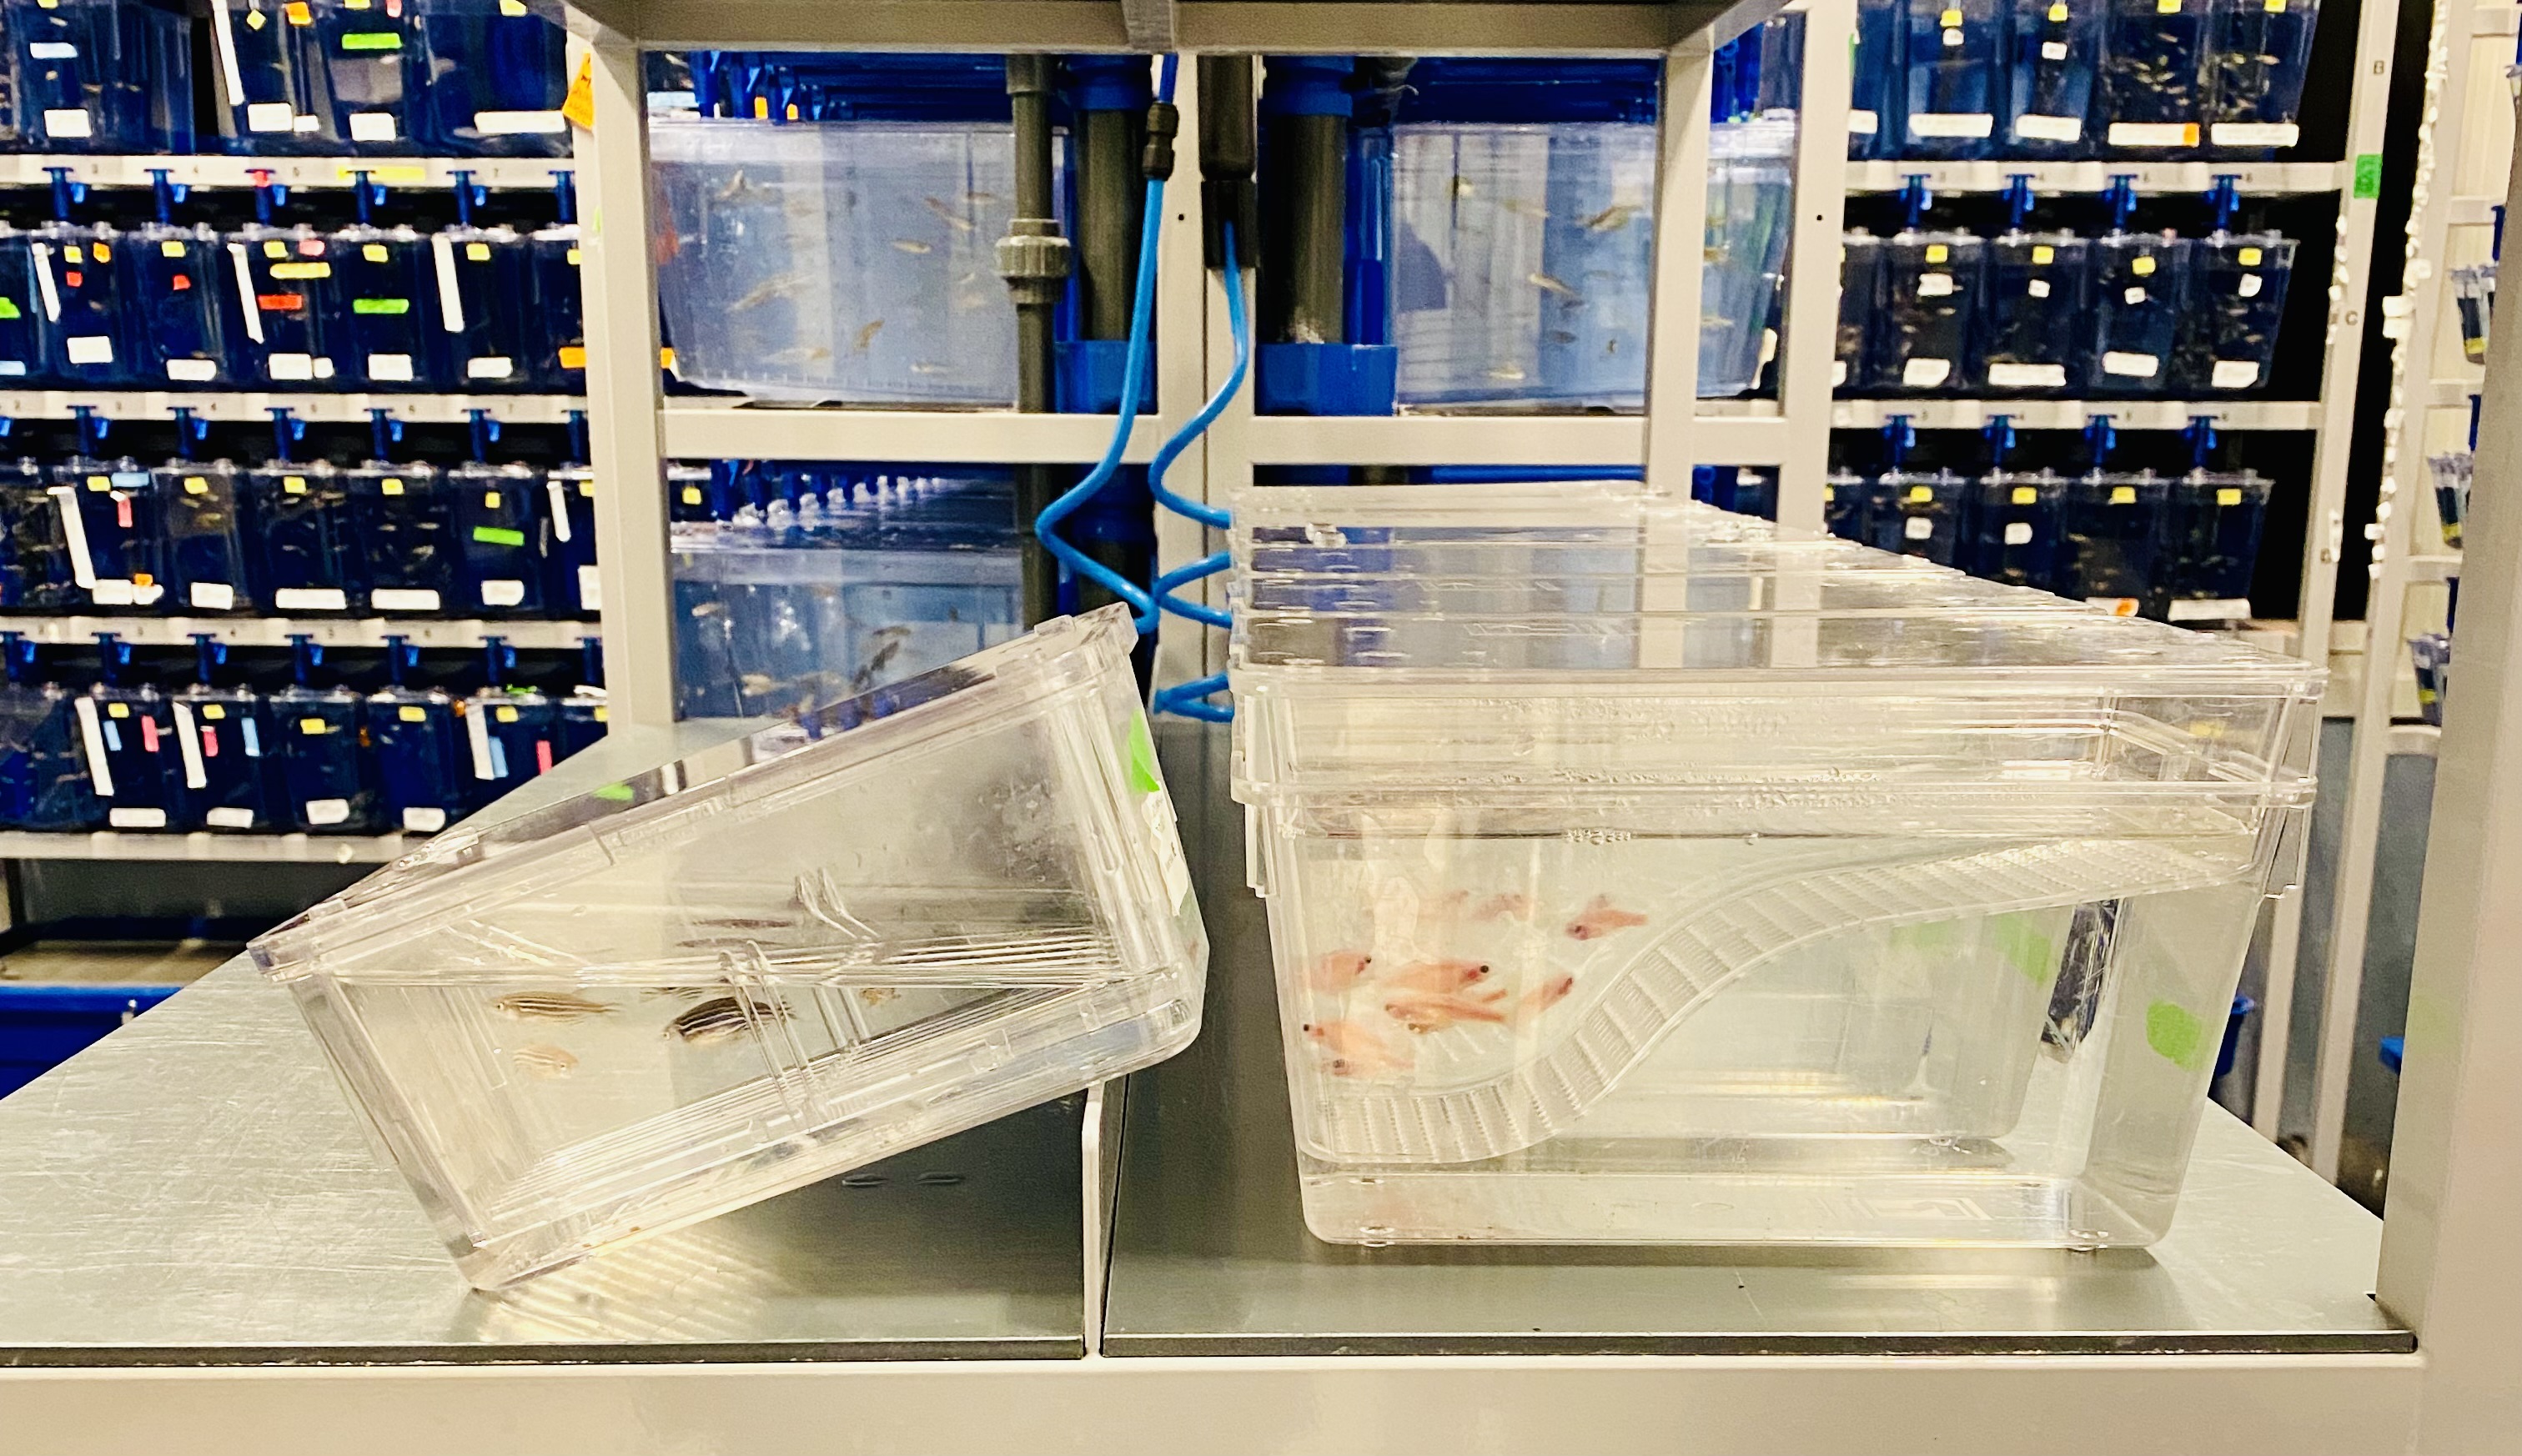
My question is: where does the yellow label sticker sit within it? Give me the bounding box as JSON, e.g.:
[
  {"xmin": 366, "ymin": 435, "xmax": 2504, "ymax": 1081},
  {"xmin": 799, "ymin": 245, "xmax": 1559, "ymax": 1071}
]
[
  {"xmin": 660, "ymin": 345, "xmax": 677, "ymax": 370},
  {"xmin": 2133, "ymin": 255, "xmax": 2156, "ymax": 276},
  {"xmin": 2238, "ymin": 246, "xmax": 2263, "ymax": 265},
  {"xmin": 160, "ymin": 240, "xmax": 186, "ymax": 258},
  {"xmin": 203, "ymin": 704, "xmax": 224, "ymax": 720},
  {"xmin": 1925, "ymin": 243, "xmax": 1949, "ymax": 264},
  {"xmin": 2111, "ymin": 484, "xmax": 2137, "ymax": 505},
  {"xmin": 284, "ymin": 475, "xmax": 308, "ymax": 494},
  {"xmin": 753, "ymin": 97, "xmax": 769, "ymax": 119},
  {"xmin": 2048, "ymin": 0, "xmax": 2067, "ymax": 17},
  {"xmin": 578, "ymin": 480, "xmax": 594, "ymax": 497},
  {"xmin": 2032, "ymin": 244, "xmax": 2055, "ymax": 264},
  {"xmin": 2218, "ymin": 487, "xmax": 2243, "ymax": 505},
  {"xmin": 299, "ymin": 717, "xmax": 328, "ymax": 735},
  {"xmin": 183, "ymin": 475, "xmax": 208, "ymax": 495},
  {"xmin": 363, "ymin": 244, "xmax": 388, "ymax": 263},
  {"xmin": 2155, "ymin": 0, "xmax": 2178, "ymax": 12},
  {"xmin": 63, "ymin": 244, "xmax": 82, "ymax": 264},
  {"xmin": 285, "ymin": 0, "xmax": 310, "ymax": 22},
  {"xmin": 483, "ymin": 490, "xmax": 501, "ymax": 510},
  {"xmin": 565, "ymin": 248, "xmax": 580, "ymax": 266},
  {"xmin": 681, "ymin": 485, "xmax": 702, "ymax": 505},
  {"xmin": 593, "ymin": 705, "xmax": 608, "ymax": 721},
  {"xmin": 2264, "ymin": 0, "xmax": 2284, "ymax": 10},
  {"xmin": 500, "ymin": 0, "xmax": 528, "ymax": 13},
  {"xmin": 269, "ymin": 261, "xmax": 330, "ymax": 279},
  {"xmin": 264, "ymin": 240, "xmax": 287, "ymax": 259},
  {"xmin": 132, "ymin": 572, "xmax": 151, "ymax": 588},
  {"xmin": 465, "ymin": 242, "xmax": 490, "ymax": 262},
  {"xmin": 1939, "ymin": 6, "xmax": 1962, "ymax": 23},
  {"xmin": 558, "ymin": 344, "xmax": 586, "ymax": 369},
  {"xmin": 561, "ymin": 54, "xmax": 595, "ymax": 129},
  {"xmin": 381, "ymin": 477, "xmax": 404, "ymax": 495},
  {"xmin": 2012, "ymin": 485, "xmax": 2037, "ymax": 505},
  {"xmin": 245, "ymin": 6, "xmax": 264, "ymax": 25},
  {"xmin": 1907, "ymin": 484, "xmax": 1933, "ymax": 502},
  {"xmin": 399, "ymin": 705, "xmax": 426, "ymax": 721},
  {"xmin": 106, "ymin": 702, "xmax": 128, "ymax": 718},
  {"xmin": 92, "ymin": 243, "xmax": 109, "ymax": 262},
  {"xmin": 495, "ymin": 705, "xmax": 519, "ymax": 723},
  {"xmin": 85, "ymin": 474, "xmax": 108, "ymax": 491}
]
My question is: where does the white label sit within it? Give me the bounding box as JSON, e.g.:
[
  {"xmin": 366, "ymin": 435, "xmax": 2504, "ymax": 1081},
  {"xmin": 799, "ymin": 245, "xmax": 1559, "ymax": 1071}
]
[
  {"xmin": 2123, "ymin": 286, "xmax": 2148, "ymax": 305},
  {"xmin": 431, "ymin": 233, "xmax": 465, "ymax": 332},
  {"xmin": 1917, "ymin": 272, "xmax": 1956, "ymax": 298},
  {"xmin": 303, "ymin": 797, "xmax": 350, "ymax": 826},
  {"xmin": 1943, "ymin": 26, "xmax": 1963, "ymax": 44},
  {"xmin": 2108, "ymin": 121, "xmax": 2196, "ymax": 147},
  {"xmin": 31, "ymin": 244, "xmax": 58, "ymax": 322},
  {"xmin": 2168, "ymin": 597, "xmax": 2253, "ymax": 621},
  {"xmin": 50, "ymin": 486, "xmax": 93, "ymax": 587},
  {"xmin": 74, "ymin": 696, "xmax": 112, "ymax": 796},
  {"xmin": 108, "ymin": 806, "xmax": 166, "ymax": 830},
  {"xmin": 1987, "ymin": 361, "xmax": 2067, "ymax": 388},
  {"xmin": 349, "ymin": 111, "xmax": 398, "ymax": 143},
  {"xmin": 2211, "ymin": 122, "xmax": 2298, "ymax": 148},
  {"xmin": 466, "ymin": 356, "xmax": 515, "ymax": 379},
  {"xmin": 0, "ymin": 363, "xmax": 23, "ymax": 376},
  {"xmin": 205, "ymin": 806, "xmax": 256, "ymax": 830},
  {"xmin": 66, "ymin": 334, "xmax": 113, "ymax": 364},
  {"xmin": 2003, "ymin": 521, "xmax": 2034, "ymax": 545},
  {"xmin": 2040, "ymin": 39, "xmax": 2068, "ymax": 59},
  {"xmin": 88, "ymin": 578, "xmax": 136, "ymax": 606},
  {"xmin": 1903, "ymin": 514, "xmax": 1936, "ymax": 540},
  {"xmin": 43, "ymin": 108, "xmax": 92, "ymax": 138},
  {"xmin": 367, "ymin": 353, "xmax": 414, "ymax": 382},
  {"xmin": 167, "ymin": 358, "xmax": 219, "ymax": 382},
  {"xmin": 480, "ymin": 579, "xmax": 526, "ymax": 608},
  {"xmin": 247, "ymin": 101, "xmax": 294, "ymax": 132},
  {"xmin": 268, "ymin": 352, "xmax": 315, "ymax": 381},
  {"xmin": 370, "ymin": 587, "xmax": 440, "ymax": 612},
  {"xmin": 2027, "ymin": 278, "xmax": 2052, "ymax": 299},
  {"xmin": 208, "ymin": 0, "xmax": 247, "ymax": 111},
  {"xmin": 466, "ymin": 699, "xmax": 495, "ymax": 780},
  {"xmin": 403, "ymin": 806, "xmax": 448, "ymax": 832},
  {"xmin": 1902, "ymin": 357, "xmax": 1952, "ymax": 388},
  {"xmin": 548, "ymin": 480, "xmax": 573, "ymax": 541},
  {"xmin": 28, "ymin": 41, "xmax": 76, "ymax": 58},
  {"xmin": 313, "ymin": 356, "xmax": 335, "ymax": 379},
  {"xmin": 2016, "ymin": 113, "xmax": 2082, "ymax": 142},
  {"xmin": 190, "ymin": 581, "xmax": 235, "ymax": 611},
  {"xmin": 2213, "ymin": 359, "xmax": 2262, "ymax": 389},
  {"xmin": 2102, "ymin": 350, "xmax": 2160, "ymax": 378},
  {"xmin": 292, "ymin": 114, "xmax": 320, "ymax": 133},
  {"xmin": 475, "ymin": 109, "xmax": 566, "ymax": 134},
  {"xmin": 2238, "ymin": 273, "xmax": 2263, "ymax": 298},
  {"xmin": 1908, "ymin": 112, "xmax": 1994, "ymax": 138},
  {"xmin": 1758, "ymin": 327, "xmax": 1778, "ymax": 366},
  {"xmin": 172, "ymin": 701, "xmax": 208, "ymax": 790},
  {"xmin": 1831, "ymin": 359, "xmax": 1849, "ymax": 386},
  {"xmin": 1138, "ymin": 771, "xmax": 1193, "ymax": 908},
  {"xmin": 1848, "ymin": 108, "xmax": 1878, "ymax": 135},
  {"xmin": 274, "ymin": 587, "xmax": 349, "ymax": 611},
  {"xmin": 228, "ymin": 242, "xmax": 264, "ymax": 344},
  {"xmin": 577, "ymin": 565, "xmax": 602, "ymax": 610}
]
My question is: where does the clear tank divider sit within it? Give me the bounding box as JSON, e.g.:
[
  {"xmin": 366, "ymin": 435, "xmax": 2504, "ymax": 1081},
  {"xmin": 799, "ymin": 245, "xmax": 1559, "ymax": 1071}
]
[
  {"xmin": 1777, "ymin": 0, "xmax": 1858, "ymax": 534},
  {"xmin": 1638, "ymin": 38, "xmax": 1717, "ymax": 672}
]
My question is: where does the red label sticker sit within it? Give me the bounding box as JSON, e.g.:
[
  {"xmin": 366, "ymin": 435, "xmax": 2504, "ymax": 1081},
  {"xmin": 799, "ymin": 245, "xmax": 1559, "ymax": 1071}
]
[
  {"xmin": 535, "ymin": 739, "xmax": 553, "ymax": 774},
  {"xmin": 202, "ymin": 725, "xmax": 219, "ymax": 758},
  {"xmin": 256, "ymin": 293, "xmax": 305, "ymax": 311},
  {"xmin": 139, "ymin": 715, "xmax": 159, "ymax": 752},
  {"xmin": 171, "ymin": 274, "xmax": 192, "ymax": 292}
]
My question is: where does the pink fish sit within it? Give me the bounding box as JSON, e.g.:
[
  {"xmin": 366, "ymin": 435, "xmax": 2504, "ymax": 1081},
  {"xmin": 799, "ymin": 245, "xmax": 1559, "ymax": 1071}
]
[
  {"xmin": 1384, "ymin": 990, "xmax": 1511, "ymax": 1034},
  {"xmin": 1565, "ymin": 894, "xmax": 1649, "ymax": 941},
  {"xmin": 1309, "ymin": 949, "xmax": 1374, "ymax": 992},
  {"xmin": 1304, "ymin": 1018, "xmax": 1411, "ymax": 1077},
  {"xmin": 1378, "ymin": 957, "xmax": 1491, "ymax": 994},
  {"xmin": 1515, "ymin": 973, "xmax": 1576, "ymax": 1021},
  {"xmin": 1473, "ymin": 892, "xmax": 1534, "ymax": 922}
]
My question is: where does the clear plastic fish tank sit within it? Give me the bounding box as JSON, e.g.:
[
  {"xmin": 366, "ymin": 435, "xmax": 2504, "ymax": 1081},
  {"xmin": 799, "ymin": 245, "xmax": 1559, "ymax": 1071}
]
[
  {"xmin": 650, "ymin": 115, "xmax": 1026, "ymax": 404},
  {"xmin": 1868, "ymin": 229, "xmax": 1983, "ymax": 392},
  {"xmin": 254, "ymin": 604, "xmax": 1207, "ymax": 1288},
  {"xmin": 2004, "ymin": 0, "xmax": 2103, "ymax": 153},
  {"xmin": 1980, "ymin": 230, "xmax": 2090, "ymax": 393},
  {"xmin": 2171, "ymin": 232, "xmax": 2293, "ymax": 392},
  {"xmin": 2429, "ymin": 449, "xmax": 2469, "ymax": 550},
  {"xmin": 1901, "ymin": 0, "xmax": 2004, "ymax": 158},
  {"xmin": 1226, "ymin": 483, "xmax": 2320, "ymax": 1248},
  {"xmin": 1388, "ymin": 116, "xmax": 1791, "ymax": 408},
  {"xmin": 2452, "ymin": 263, "xmax": 2494, "ymax": 366}
]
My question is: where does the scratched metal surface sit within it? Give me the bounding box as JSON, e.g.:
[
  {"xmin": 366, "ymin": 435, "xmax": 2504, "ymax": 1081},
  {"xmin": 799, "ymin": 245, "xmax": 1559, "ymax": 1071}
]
[
  {"xmin": 0, "ymin": 720, "xmax": 1085, "ymax": 1365},
  {"xmin": 1103, "ymin": 724, "xmax": 2414, "ymax": 1357}
]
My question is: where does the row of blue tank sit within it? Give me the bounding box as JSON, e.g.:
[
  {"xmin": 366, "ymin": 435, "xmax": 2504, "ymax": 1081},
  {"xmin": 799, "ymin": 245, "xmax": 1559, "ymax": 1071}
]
[
  {"xmin": 0, "ymin": 406, "xmax": 597, "ymax": 618},
  {"xmin": 1838, "ymin": 178, "xmax": 2295, "ymax": 395},
  {"xmin": 1828, "ymin": 416, "xmax": 2271, "ymax": 615},
  {"xmin": 1849, "ymin": 0, "xmax": 2319, "ymax": 159},
  {"xmin": 0, "ymin": 0, "xmax": 570, "ymax": 156},
  {"xmin": 0, "ymin": 171, "xmax": 582, "ymax": 392},
  {"xmin": 0, "ymin": 629, "xmax": 601, "ymax": 834}
]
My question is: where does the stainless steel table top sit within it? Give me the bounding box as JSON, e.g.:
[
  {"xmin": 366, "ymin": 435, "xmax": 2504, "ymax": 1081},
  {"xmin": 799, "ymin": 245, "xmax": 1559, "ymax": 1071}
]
[
  {"xmin": 0, "ymin": 722, "xmax": 1086, "ymax": 1366},
  {"xmin": 1103, "ymin": 725, "xmax": 2414, "ymax": 1358}
]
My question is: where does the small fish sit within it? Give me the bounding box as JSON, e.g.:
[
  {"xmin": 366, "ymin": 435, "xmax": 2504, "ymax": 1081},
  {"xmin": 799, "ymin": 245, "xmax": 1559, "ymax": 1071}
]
[
  {"xmin": 1530, "ymin": 272, "xmax": 1584, "ymax": 304},
  {"xmin": 1547, "ymin": 330, "xmax": 1580, "ymax": 346},
  {"xmin": 1582, "ymin": 203, "xmax": 1641, "ymax": 233},
  {"xmin": 1486, "ymin": 365, "xmax": 1528, "ymax": 382},
  {"xmin": 677, "ymin": 935, "xmax": 777, "ymax": 951},
  {"xmin": 696, "ymin": 916, "xmax": 795, "ymax": 930},
  {"xmin": 639, "ymin": 986, "xmax": 714, "ymax": 1002},
  {"xmin": 965, "ymin": 190, "xmax": 1002, "ymax": 205},
  {"xmin": 871, "ymin": 624, "xmax": 914, "ymax": 641},
  {"xmin": 908, "ymin": 361, "xmax": 950, "ymax": 375},
  {"xmin": 858, "ymin": 987, "xmax": 899, "ymax": 1007},
  {"xmin": 854, "ymin": 319, "xmax": 885, "ymax": 353},
  {"xmin": 891, "ymin": 238, "xmax": 934, "ymax": 254},
  {"xmin": 1451, "ymin": 175, "xmax": 1477, "ymax": 198},
  {"xmin": 711, "ymin": 168, "xmax": 768, "ymax": 203},
  {"xmin": 1308, "ymin": 949, "xmax": 1374, "ymax": 992},
  {"xmin": 766, "ymin": 345, "xmax": 832, "ymax": 365},
  {"xmin": 1379, "ymin": 958, "xmax": 1491, "ymax": 994},
  {"xmin": 729, "ymin": 274, "xmax": 801, "ymax": 313},
  {"xmin": 1565, "ymin": 894, "xmax": 1649, "ymax": 941},
  {"xmin": 1384, "ymin": 990, "xmax": 1510, "ymax": 1034},
  {"xmin": 1304, "ymin": 1018, "xmax": 1412, "ymax": 1077},
  {"xmin": 1473, "ymin": 892, "xmax": 1534, "ymax": 922},
  {"xmin": 1515, "ymin": 973, "xmax": 1577, "ymax": 1021},
  {"xmin": 1501, "ymin": 198, "xmax": 1551, "ymax": 221},
  {"xmin": 666, "ymin": 995, "xmax": 789, "ymax": 1046},
  {"xmin": 920, "ymin": 196, "xmax": 977, "ymax": 232},
  {"xmin": 1605, "ymin": 337, "xmax": 1621, "ymax": 356},
  {"xmin": 490, "ymin": 992, "xmax": 615, "ymax": 1022},
  {"xmin": 513, "ymin": 1043, "xmax": 577, "ymax": 1079}
]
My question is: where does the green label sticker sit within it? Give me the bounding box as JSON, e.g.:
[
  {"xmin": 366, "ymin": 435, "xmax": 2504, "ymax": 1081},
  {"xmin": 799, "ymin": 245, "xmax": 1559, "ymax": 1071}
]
[
  {"xmin": 2146, "ymin": 1000, "xmax": 2210, "ymax": 1071},
  {"xmin": 352, "ymin": 297, "xmax": 409, "ymax": 314},
  {"xmin": 2353, "ymin": 153, "xmax": 2383, "ymax": 199},
  {"xmin": 0, "ymin": 298, "xmax": 22, "ymax": 320},
  {"xmin": 593, "ymin": 782, "xmax": 634, "ymax": 802},
  {"xmin": 1992, "ymin": 913, "xmax": 2057, "ymax": 983},
  {"xmin": 1127, "ymin": 710, "xmax": 1162, "ymax": 795},
  {"xmin": 472, "ymin": 525, "xmax": 525, "ymax": 546},
  {"xmin": 339, "ymin": 30, "xmax": 402, "ymax": 48}
]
